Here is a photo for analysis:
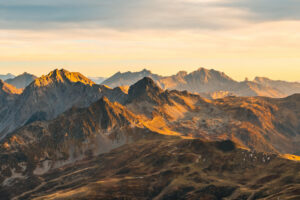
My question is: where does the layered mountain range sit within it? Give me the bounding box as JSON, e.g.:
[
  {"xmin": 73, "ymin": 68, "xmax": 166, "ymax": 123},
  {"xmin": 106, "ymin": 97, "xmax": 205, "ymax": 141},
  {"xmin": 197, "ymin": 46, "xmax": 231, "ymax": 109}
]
[
  {"xmin": 103, "ymin": 68, "xmax": 300, "ymax": 98},
  {"xmin": 0, "ymin": 69, "xmax": 299, "ymax": 199}
]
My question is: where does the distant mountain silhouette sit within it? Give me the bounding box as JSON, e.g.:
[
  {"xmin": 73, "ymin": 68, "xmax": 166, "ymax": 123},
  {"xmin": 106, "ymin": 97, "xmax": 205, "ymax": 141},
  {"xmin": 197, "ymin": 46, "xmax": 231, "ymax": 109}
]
[
  {"xmin": 103, "ymin": 68, "xmax": 299, "ymax": 98},
  {"xmin": 5, "ymin": 72, "xmax": 37, "ymax": 89},
  {"xmin": 254, "ymin": 77, "xmax": 300, "ymax": 96},
  {"xmin": 88, "ymin": 76, "xmax": 107, "ymax": 84},
  {"xmin": 0, "ymin": 73, "xmax": 15, "ymax": 81},
  {"xmin": 103, "ymin": 69, "xmax": 162, "ymax": 88}
]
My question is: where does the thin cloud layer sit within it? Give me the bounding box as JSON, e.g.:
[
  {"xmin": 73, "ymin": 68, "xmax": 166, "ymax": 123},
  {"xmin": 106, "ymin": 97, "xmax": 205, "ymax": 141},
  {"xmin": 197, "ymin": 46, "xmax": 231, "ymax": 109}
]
[
  {"xmin": 1, "ymin": 0, "xmax": 299, "ymax": 30},
  {"xmin": 225, "ymin": 0, "xmax": 300, "ymax": 21}
]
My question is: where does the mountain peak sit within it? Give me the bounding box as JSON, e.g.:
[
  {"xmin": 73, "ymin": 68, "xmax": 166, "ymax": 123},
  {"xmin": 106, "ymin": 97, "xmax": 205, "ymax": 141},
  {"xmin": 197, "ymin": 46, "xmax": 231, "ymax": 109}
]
[
  {"xmin": 196, "ymin": 67, "xmax": 210, "ymax": 72},
  {"xmin": 102, "ymin": 69, "xmax": 161, "ymax": 88},
  {"xmin": 176, "ymin": 71, "xmax": 188, "ymax": 77},
  {"xmin": 127, "ymin": 77, "xmax": 164, "ymax": 104},
  {"xmin": 188, "ymin": 67, "xmax": 234, "ymax": 82},
  {"xmin": 129, "ymin": 77, "xmax": 162, "ymax": 94},
  {"xmin": 141, "ymin": 68, "xmax": 152, "ymax": 74},
  {"xmin": 33, "ymin": 69, "xmax": 95, "ymax": 87}
]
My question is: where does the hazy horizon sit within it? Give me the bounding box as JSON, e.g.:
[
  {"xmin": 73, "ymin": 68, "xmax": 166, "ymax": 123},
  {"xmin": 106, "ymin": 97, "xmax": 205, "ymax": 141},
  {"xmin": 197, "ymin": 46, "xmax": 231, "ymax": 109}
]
[
  {"xmin": 1, "ymin": 0, "xmax": 300, "ymax": 81},
  {"xmin": 1, "ymin": 66, "xmax": 300, "ymax": 83}
]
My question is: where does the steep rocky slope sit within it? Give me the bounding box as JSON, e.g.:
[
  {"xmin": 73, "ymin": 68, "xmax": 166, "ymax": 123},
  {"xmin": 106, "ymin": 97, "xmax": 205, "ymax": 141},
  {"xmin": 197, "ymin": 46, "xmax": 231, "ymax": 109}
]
[{"xmin": 5, "ymin": 72, "xmax": 37, "ymax": 89}]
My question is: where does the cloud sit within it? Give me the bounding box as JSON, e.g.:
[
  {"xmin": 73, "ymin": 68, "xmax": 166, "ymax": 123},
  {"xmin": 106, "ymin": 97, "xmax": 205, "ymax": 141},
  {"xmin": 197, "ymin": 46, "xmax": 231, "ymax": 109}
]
[
  {"xmin": 224, "ymin": 0, "xmax": 300, "ymax": 21},
  {"xmin": 0, "ymin": 0, "xmax": 299, "ymax": 30}
]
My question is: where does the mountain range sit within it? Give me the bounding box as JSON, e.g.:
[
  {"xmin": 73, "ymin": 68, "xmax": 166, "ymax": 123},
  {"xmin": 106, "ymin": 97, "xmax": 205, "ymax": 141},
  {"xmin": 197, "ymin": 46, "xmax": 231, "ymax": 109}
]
[
  {"xmin": 2, "ymin": 67, "xmax": 300, "ymax": 98},
  {"xmin": 0, "ymin": 68, "xmax": 299, "ymax": 199},
  {"xmin": 103, "ymin": 68, "xmax": 300, "ymax": 98}
]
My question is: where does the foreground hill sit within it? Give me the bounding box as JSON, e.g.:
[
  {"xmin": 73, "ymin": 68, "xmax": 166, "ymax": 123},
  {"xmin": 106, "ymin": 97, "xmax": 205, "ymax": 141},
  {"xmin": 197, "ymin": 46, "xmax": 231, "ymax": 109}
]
[
  {"xmin": 5, "ymin": 72, "xmax": 37, "ymax": 89},
  {"xmin": 1, "ymin": 138, "xmax": 300, "ymax": 200},
  {"xmin": 104, "ymin": 68, "xmax": 299, "ymax": 98},
  {"xmin": 0, "ymin": 69, "xmax": 126, "ymax": 139}
]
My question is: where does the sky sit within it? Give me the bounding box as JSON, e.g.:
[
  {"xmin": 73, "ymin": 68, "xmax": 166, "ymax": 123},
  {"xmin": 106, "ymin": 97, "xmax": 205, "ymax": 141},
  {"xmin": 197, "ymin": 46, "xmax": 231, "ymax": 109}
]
[{"xmin": 0, "ymin": 0, "xmax": 300, "ymax": 81}]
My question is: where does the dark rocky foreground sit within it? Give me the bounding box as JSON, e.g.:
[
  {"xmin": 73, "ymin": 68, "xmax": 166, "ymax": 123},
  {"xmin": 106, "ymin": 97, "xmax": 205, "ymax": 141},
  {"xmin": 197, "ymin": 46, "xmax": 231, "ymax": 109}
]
[{"xmin": 2, "ymin": 138, "xmax": 299, "ymax": 200}]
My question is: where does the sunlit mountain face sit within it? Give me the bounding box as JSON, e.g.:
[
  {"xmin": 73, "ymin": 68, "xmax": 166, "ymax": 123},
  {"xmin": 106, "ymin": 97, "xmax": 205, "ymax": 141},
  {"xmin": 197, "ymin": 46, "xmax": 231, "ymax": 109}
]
[
  {"xmin": 0, "ymin": 69, "xmax": 299, "ymax": 199},
  {"xmin": 1, "ymin": 0, "xmax": 300, "ymax": 199}
]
